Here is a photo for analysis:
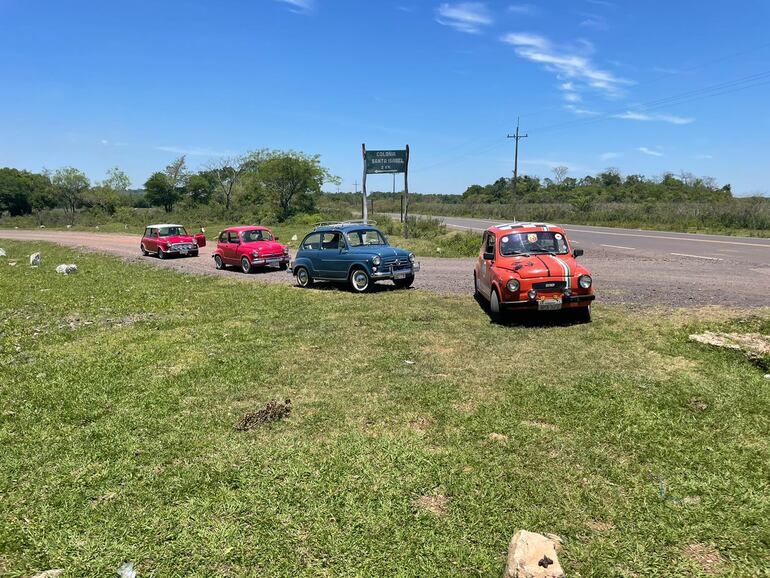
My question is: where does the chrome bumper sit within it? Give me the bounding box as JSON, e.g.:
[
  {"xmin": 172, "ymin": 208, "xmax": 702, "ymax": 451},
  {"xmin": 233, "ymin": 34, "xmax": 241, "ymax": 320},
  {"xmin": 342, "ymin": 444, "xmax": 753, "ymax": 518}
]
[{"xmin": 372, "ymin": 262, "xmax": 420, "ymax": 279}]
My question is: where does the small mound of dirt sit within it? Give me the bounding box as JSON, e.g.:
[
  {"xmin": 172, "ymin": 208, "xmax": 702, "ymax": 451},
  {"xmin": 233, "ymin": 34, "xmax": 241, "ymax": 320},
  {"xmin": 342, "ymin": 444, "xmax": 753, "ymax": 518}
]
[
  {"xmin": 414, "ymin": 493, "xmax": 449, "ymax": 515},
  {"xmin": 689, "ymin": 398, "xmax": 709, "ymax": 412},
  {"xmin": 236, "ymin": 399, "xmax": 291, "ymax": 431},
  {"xmin": 683, "ymin": 543, "xmax": 724, "ymax": 574},
  {"xmin": 690, "ymin": 331, "xmax": 770, "ymax": 370}
]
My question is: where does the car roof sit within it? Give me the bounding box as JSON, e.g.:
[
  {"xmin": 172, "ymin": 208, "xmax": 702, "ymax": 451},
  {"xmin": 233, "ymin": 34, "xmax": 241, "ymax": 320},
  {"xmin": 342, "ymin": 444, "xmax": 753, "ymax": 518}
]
[
  {"xmin": 312, "ymin": 224, "xmax": 380, "ymax": 233},
  {"xmin": 224, "ymin": 226, "xmax": 271, "ymax": 232},
  {"xmin": 147, "ymin": 223, "xmax": 185, "ymax": 228},
  {"xmin": 487, "ymin": 222, "xmax": 564, "ymax": 235}
]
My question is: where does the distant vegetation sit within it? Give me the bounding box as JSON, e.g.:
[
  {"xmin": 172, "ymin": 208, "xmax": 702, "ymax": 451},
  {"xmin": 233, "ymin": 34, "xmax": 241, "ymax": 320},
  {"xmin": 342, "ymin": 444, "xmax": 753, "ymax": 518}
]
[{"xmin": 2, "ymin": 158, "xmax": 769, "ymax": 236}]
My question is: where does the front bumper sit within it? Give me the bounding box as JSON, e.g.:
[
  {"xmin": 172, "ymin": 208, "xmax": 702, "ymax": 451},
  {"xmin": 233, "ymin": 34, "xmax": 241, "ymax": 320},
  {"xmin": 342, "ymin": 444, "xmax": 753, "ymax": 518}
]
[
  {"xmin": 166, "ymin": 244, "xmax": 198, "ymax": 255},
  {"xmin": 501, "ymin": 294, "xmax": 594, "ymax": 310},
  {"xmin": 372, "ymin": 262, "xmax": 420, "ymax": 279},
  {"xmin": 251, "ymin": 255, "xmax": 290, "ymax": 267}
]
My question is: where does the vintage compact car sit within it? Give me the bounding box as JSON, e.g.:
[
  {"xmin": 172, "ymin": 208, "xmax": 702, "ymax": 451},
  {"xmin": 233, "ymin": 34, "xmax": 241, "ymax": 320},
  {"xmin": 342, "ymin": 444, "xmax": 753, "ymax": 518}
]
[
  {"xmin": 213, "ymin": 226, "xmax": 290, "ymax": 273},
  {"xmin": 291, "ymin": 221, "xmax": 420, "ymax": 292},
  {"xmin": 473, "ymin": 222, "xmax": 595, "ymax": 321},
  {"xmin": 140, "ymin": 223, "xmax": 206, "ymax": 259}
]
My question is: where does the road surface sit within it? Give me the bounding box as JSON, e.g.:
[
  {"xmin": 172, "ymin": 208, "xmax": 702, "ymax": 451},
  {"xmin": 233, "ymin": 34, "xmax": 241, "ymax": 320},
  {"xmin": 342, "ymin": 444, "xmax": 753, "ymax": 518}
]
[{"xmin": 1, "ymin": 226, "xmax": 769, "ymax": 307}]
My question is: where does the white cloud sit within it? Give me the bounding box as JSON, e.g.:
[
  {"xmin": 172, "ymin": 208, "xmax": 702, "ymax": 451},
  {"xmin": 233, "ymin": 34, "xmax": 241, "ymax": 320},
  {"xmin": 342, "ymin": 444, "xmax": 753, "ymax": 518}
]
[
  {"xmin": 100, "ymin": 139, "xmax": 109, "ymax": 145},
  {"xmin": 579, "ymin": 15, "xmax": 608, "ymax": 30},
  {"xmin": 501, "ymin": 32, "xmax": 631, "ymax": 97},
  {"xmin": 613, "ymin": 110, "xmax": 694, "ymax": 125},
  {"xmin": 565, "ymin": 104, "xmax": 599, "ymax": 116},
  {"xmin": 507, "ymin": 3, "xmax": 537, "ymax": 15},
  {"xmin": 695, "ymin": 154, "xmax": 714, "ymax": 159},
  {"xmin": 600, "ymin": 152, "xmax": 621, "ymax": 160},
  {"xmin": 155, "ymin": 145, "xmax": 233, "ymax": 157},
  {"xmin": 436, "ymin": 3, "xmax": 492, "ymax": 34},
  {"xmin": 638, "ymin": 146, "xmax": 664, "ymax": 157},
  {"xmin": 564, "ymin": 92, "xmax": 581, "ymax": 102},
  {"xmin": 275, "ymin": 0, "xmax": 313, "ymax": 13}
]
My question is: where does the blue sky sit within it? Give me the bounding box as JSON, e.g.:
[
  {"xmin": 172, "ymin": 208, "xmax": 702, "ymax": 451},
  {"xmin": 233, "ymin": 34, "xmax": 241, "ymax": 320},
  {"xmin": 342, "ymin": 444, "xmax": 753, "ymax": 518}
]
[{"xmin": 1, "ymin": 0, "xmax": 769, "ymax": 195}]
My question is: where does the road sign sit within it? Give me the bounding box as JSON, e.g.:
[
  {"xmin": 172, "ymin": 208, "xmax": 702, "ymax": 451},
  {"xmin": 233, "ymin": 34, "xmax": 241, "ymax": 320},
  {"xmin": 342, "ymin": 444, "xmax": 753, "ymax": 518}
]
[{"xmin": 365, "ymin": 150, "xmax": 407, "ymax": 174}]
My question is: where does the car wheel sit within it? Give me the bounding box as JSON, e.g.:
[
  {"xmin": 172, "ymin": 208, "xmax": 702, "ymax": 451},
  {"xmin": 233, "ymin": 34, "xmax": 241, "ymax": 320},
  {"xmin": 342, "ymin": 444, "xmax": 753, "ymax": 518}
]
[
  {"xmin": 191, "ymin": 250, "xmax": 199, "ymax": 257},
  {"xmin": 214, "ymin": 254, "xmax": 225, "ymax": 270},
  {"xmin": 573, "ymin": 304, "xmax": 592, "ymax": 323},
  {"xmin": 349, "ymin": 268, "xmax": 370, "ymax": 292},
  {"xmin": 295, "ymin": 266, "xmax": 312, "ymax": 288},
  {"xmin": 394, "ymin": 274, "xmax": 414, "ymax": 289},
  {"xmin": 241, "ymin": 257, "xmax": 252, "ymax": 274},
  {"xmin": 141, "ymin": 244, "xmax": 149, "ymax": 256},
  {"xmin": 158, "ymin": 247, "xmax": 166, "ymax": 259},
  {"xmin": 489, "ymin": 288, "xmax": 503, "ymax": 321},
  {"xmin": 473, "ymin": 272, "xmax": 480, "ymax": 297},
  {"xmin": 279, "ymin": 263, "xmax": 289, "ymax": 270}
]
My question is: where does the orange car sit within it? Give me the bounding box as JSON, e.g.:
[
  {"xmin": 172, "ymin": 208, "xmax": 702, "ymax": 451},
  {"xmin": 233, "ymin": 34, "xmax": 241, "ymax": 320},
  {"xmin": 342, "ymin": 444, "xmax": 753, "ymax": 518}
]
[{"xmin": 473, "ymin": 222, "xmax": 595, "ymax": 321}]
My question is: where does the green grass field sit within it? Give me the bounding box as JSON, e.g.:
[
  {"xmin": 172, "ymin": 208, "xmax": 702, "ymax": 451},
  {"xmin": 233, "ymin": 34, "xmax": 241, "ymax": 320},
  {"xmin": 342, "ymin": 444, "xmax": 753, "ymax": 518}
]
[{"xmin": 1, "ymin": 241, "xmax": 769, "ymax": 577}]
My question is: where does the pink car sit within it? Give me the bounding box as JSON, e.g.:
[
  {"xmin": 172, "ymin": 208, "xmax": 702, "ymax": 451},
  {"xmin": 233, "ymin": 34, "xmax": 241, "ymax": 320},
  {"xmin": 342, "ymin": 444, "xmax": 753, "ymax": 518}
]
[
  {"xmin": 141, "ymin": 223, "xmax": 206, "ymax": 259},
  {"xmin": 213, "ymin": 226, "xmax": 290, "ymax": 273}
]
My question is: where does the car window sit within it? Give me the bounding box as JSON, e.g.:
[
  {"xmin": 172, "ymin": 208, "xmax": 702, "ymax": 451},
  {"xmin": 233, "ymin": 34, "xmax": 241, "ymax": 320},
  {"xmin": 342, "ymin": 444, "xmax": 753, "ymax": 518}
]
[
  {"xmin": 143, "ymin": 227, "xmax": 151, "ymax": 237},
  {"xmin": 321, "ymin": 232, "xmax": 342, "ymax": 250},
  {"xmin": 346, "ymin": 229, "xmax": 387, "ymax": 246},
  {"xmin": 242, "ymin": 229, "xmax": 273, "ymax": 242},
  {"xmin": 484, "ymin": 232, "xmax": 495, "ymax": 256},
  {"xmin": 159, "ymin": 226, "xmax": 187, "ymax": 236},
  {"xmin": 499, "ymin": 231, "xmax": 569, "ymax": 256},
  {"xmin": 151, "ymin": 228, "xmax": 158, "ymax": 237},
  {"xmin": 228, "ymin": 231, "xmax": 240, "ymax": 243},
  {"xmin": 302, "ymin": 233, "xmax": 322, "ymax": 250},
  {"xmin": 218, "ymin": 231, "xmax": 228, "ymax": 243}
]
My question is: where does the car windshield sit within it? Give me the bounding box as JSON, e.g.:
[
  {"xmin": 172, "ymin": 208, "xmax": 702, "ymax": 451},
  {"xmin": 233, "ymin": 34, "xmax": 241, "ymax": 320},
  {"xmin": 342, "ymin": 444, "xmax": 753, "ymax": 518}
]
[
  {"xmin": 159, "ymin": 226, "xmax": 187, "ymax": 236},
  {"xmin": 499, "ymin": 231, "xmax": 569, "ymax": 256},
  {"xmin": 241, "ymin": 229, "xmax": 273, "ymax": 242},
  {"xmin": 346, "ymin": 229, "xmax": 388, "ymax": 246}
]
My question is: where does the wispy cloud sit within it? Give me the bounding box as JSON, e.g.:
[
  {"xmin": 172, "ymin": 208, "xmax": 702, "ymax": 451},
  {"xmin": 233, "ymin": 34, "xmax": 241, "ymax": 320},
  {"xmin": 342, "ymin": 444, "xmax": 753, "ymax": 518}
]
[
  {"xmin": 155, "ymin": 145, "xmax": 233, "ymax": 157},
  {"xmin": 613, "ymin": 110, "xmax": 694, "ymax": 125},
  {"xmin": 638, "ymin": 146, "xmax": 664, "ymax": 157},
  {"xmin": 436, "ymin": 2, "xmax": 492, "ymax": 34},
  {"xmin": 600, "ymin": 151, "xmax": 621, "ymax": 160},
  {"xmin": 501, "ymin": 32, "xmax": 631, "ymax": 98},
  {"xmin": 695, "ymin": 154, "xmax": 714, "ymax": 160},
  {"xmin": 507, "ymin": 3, "xmax": 537, "ymax": 16},
  {"xmin": 586, "ymin": 0, "xmax": 614, "ymax": 8},
  {"xmin": 565, "ymin": 104, "xmax": 599, "ymax": 116},
  {"xmin": 579, "ymin": 13, "xmax": 608, "ymax": 30},
  {"xmin": 275, "ymin": 0, "xmax": 313, "ymax": 14}
]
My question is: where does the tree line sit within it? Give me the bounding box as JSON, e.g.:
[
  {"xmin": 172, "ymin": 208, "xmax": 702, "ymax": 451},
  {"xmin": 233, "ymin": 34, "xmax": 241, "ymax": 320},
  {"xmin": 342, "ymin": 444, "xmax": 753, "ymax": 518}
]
[{"xmin": 0, "ymin": 150, "xmax": 339, "ymax": 222}]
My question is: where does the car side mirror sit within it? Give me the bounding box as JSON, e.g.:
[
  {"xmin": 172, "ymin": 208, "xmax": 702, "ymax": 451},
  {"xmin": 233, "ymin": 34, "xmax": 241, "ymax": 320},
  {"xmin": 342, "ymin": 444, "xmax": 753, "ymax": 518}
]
[
  {"xmin": 483, "ymin": 251, "xmax": 495, "ymax": 261},
  {"xmin": 573, "ymin": 248, "xmax": 584, "ymax": 258}
]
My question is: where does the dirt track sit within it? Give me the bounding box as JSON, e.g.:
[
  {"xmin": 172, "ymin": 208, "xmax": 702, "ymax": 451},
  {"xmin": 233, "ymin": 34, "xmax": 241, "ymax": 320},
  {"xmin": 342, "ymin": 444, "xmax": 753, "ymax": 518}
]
[{"xmin": 1, "ymin": 229, "xmax": 769, "ymax": 307}]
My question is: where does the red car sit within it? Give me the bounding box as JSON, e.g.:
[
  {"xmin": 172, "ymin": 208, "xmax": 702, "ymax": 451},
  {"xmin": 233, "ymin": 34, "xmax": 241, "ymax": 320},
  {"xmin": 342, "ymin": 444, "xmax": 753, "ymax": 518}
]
[
  {"xmin": 473, "ymin": 222, "xmax": 595, "ymax": 321},
  {"xmin": 213, "ymin": 226, "xmax": 290, "ymax": 273},
  {"xmin": 141, "ymin": 223, "xmax": 206, "ymax": 259}
]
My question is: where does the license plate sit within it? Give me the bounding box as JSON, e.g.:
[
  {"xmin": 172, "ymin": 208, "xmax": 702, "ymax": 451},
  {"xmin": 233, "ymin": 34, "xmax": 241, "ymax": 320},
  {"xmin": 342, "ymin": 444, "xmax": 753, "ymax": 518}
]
[
  {"xmin": 394, "ymin": 272, "xmax": 407, "ymax": 279},
  {"xmin": 538, "ymin": 298, "xmax": 562, "ymax": 311},
  {"xmin": 267, "ymin": 259, "xmax": 280, "ymax": 265},
  {"xmin": 180, "ymin": 250, "xmax": 189, "ymax": 255}
]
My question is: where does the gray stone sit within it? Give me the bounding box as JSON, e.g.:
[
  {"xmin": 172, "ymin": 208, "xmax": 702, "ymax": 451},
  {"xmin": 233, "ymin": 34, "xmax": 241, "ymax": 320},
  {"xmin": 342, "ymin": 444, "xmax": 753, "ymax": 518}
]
[
  {"xmin": 504, "ymin": 530, "xmax": 565, "ymax": 578},
  {"xmin": 29, "ymin": 252, "xmax": 41, "ymax": 267},
  {"xmin": 55, "ymin": 264, "xmax": 78, "ymax": 275}
]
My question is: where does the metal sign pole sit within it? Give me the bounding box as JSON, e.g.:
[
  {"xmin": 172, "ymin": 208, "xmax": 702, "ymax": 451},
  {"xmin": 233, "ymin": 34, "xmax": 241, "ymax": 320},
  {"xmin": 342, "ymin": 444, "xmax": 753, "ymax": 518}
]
[
  {"xmin": 361, "ymin": 143, "xmax": 368, "ymax": 223},
  {"xmin": 404, "ymin": 144, "xmax": 410, "ymax": 238}
]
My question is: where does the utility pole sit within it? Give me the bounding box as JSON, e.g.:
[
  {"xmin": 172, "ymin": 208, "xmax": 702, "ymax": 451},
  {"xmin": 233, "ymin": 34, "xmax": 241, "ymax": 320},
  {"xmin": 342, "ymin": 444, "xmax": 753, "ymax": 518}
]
[{"xmin": 506, "ymin": 117, "xmax": 528, "ymax": 198}]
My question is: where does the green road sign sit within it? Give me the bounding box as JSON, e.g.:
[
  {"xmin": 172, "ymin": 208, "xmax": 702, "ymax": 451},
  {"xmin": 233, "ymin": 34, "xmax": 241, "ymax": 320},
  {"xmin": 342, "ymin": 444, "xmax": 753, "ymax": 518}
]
[{"xmin": 365, "ymin": 150, "xmax": 407, "ymax": 174}]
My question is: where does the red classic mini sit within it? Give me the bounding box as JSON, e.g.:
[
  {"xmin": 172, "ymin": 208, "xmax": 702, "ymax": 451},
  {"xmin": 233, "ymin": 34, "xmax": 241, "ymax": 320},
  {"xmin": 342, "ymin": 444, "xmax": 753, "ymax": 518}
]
[
  {"xmin": 474, "ymin": 222, "xmax": 595, "ymax": 321},
  {"xmin": 140, "ymin": 223, "xmax": 206, "ymax": 259},
  {"xmin": 213, "ymin": 226, "xmax": 290, "ymax": 273}
]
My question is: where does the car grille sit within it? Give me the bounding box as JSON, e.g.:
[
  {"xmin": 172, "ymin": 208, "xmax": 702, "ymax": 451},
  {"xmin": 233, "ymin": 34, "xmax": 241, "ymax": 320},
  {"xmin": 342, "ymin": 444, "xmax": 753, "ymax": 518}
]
[
  {"xmin": 532, "ymin": 280, "xmax": 566, "ymax": 290},
  {"xmin": 260, "ymin": 251, "xmax": 284, "ymax": 259},
  {"xmin": 381, "ymin": 256, "xmax": 412, "ymax": 271},
  {"xmin": 169, "ymin": 243, "xmax": 196, "ymax": 251}
]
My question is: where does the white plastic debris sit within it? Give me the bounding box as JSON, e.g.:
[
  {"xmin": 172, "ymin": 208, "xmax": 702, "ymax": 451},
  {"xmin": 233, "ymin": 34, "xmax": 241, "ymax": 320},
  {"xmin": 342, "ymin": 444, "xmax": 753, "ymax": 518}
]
[
  {"xmin": 405, "ymin": 360, "xmax": 415, "ymax": 365},
  {"xmin": 291, "ymin": 234, "xmax": 298, "ymax": 241},
  {"xmin": 0, "ymin": 248, "xmax": 6, "ymax": 257},
  {"xmin": 8, "ymin": 261, "xmax": 17, "ymax": 266},
  {"xmin": 29, "ymin": 252, "xmax": 41, "ymax": 267},
  {"xmin": 55, "ymin": 264, "xmax": 78, "ymax": 274},
  {"xmin": 39, "ymin": 224, "xmax": 46, "ymax": 229},
  {"xmin": 66, "ymin": 224, "xmax": 72, "ymax": 229},
  {"xmin": 95, "ymin": 225, "xmax": 100, "ymax": 230},
  {"xmin": 117, "ymin": 562, "xmax": 137, "ymax": 578}
]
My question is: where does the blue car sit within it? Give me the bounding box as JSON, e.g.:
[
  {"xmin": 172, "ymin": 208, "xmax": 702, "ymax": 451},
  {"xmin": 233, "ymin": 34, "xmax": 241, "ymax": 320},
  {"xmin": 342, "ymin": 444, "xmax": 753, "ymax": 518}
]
[{"xmin": 290, "ymin": 222, "xmax": 420, "ymax": 292}]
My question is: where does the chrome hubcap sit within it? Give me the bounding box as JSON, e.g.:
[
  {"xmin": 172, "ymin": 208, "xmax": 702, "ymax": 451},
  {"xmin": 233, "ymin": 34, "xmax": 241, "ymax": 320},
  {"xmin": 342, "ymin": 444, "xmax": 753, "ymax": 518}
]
[
  {"xmin": 353, "ymin": 271, "xmax": 368, "ymax": 290},
  {"xmin": 242, "ymin": 259, "xmax": 249, "ymax": 272},
  {"xmin": 298, "ymin": 269, "xmax": 308, "ymax": 286}
]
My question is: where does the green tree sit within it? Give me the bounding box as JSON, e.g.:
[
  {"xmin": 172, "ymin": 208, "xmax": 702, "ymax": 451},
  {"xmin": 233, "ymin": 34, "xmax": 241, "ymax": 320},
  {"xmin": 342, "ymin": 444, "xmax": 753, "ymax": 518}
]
[
  {"xmin": 144, "ymin": 172, "xmax": 179, "ymax": 212},
  {"xmin": 0, "ymin": 168, "xmax": 54, "ymax": 216},
  {"xmin": 51, "ymin": 167, "xmax": 90, "ymax": 221},
  {"xmin": 185, "ymin": 173, "xmax": 217, "ymax": 205}
]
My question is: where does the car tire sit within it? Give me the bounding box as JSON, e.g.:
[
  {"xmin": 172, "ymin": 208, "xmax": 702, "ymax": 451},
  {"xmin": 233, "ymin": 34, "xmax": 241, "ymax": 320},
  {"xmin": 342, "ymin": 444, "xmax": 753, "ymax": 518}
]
[
  {"xmin": 489, "ymin": 288, "xmax": 503, "ymax": 321},
  {"xmin": 473, "ymin": 272, "xmax": 480, "ymax": 297},
  {"xmin": 573, "ymin": 305, "xmax": 592, "ymax": 323},
  {"xmin": 158, "ymin": 247, "xmax": 166, "ymax": 259},
  {"xmin": 394, "ymin": 274, "xmax": 414, "ymax": 289},
  {"xmin": 191, "ymin": 250, "xmax": 199, "ymax": 257},
  {"xmin": 279, "ymin": 263, "xmax": 289, "ymax": 270},
  {"xmin": 349, "ymin": 267, "xmax": 370, "ymax": 293},
  {"xmin": 241, "ymin": 257, "xmax": 252, "ymax": 274},
  {"xmin": 141, "ymin": 244, "xmax": 149, "ymax": 256},
  {"xmin": 295, "ymin": 266, "xmax": 312, "ymax": 288},
  {"xmin": 214, "ymin": 254, "xmax": 225, "ymax": 270}
]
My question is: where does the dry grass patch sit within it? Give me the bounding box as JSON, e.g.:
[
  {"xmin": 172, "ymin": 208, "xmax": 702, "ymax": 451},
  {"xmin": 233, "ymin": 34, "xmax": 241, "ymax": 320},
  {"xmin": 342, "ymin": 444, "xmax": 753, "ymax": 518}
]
[
  {"xmin": 683, "ymin": 543, "xmax": 725, "ymax": 574},
  {"xmin": 414, "ymin": 493, "xmax": 449, "ymax": 516}
]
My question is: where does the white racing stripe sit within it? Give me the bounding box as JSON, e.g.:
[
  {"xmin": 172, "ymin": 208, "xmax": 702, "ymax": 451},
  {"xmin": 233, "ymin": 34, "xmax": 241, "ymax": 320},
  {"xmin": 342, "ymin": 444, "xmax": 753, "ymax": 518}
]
[{"xmin": 670, "ymin": 252, "xmax": 723, "ymax": 261}]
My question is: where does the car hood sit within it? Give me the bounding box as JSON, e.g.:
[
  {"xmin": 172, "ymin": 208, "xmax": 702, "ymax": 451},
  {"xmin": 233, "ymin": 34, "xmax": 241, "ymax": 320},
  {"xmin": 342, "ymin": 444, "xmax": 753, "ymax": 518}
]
[
  {"xmin": 161, "ymin": 235, "xmax": 195, "ymax": 243},
  {"xmin": 241, "ymin": 240, "xmax": 285, "ymax": 252},
  {"xmin": 497, "ymin": 254, "xmax": 586, "ymax": 279},
  {"xmin": 348, "ymin": 245, "xmax": 411, "ymax": 258}
]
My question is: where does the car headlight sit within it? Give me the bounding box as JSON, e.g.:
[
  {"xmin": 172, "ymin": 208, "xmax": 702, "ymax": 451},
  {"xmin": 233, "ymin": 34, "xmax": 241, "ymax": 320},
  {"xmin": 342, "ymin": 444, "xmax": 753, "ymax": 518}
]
[
  {"xmin": 579, "ymin": 275, "xmax": 592, "ymax": 289},
  {"xmin": 252, "ymin": 251, "xmax": 260, "ymax": 258},
  {"xmin": 192, "ymin": 240, "xmax": 198, "ymax": 246},
  {"xmin": 283, "ymin": 246, "xmax": 289, "ymax": 255},
  {"xmin": 372, "ymin": 255, "xmax": 381, "ymax": 266},
  {"xmin": 408, "ymin": 253, "xmax": 415, "ymax": 263},
  {"xmin": 506, "ymin": 278, "xmax": 520, "ymax": 292}
]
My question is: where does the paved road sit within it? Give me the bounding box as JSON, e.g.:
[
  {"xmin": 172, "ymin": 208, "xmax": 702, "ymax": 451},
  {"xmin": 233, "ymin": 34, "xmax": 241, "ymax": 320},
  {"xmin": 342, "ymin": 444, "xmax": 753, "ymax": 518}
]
[{"xmin": 1, "ymin": 227, "xmax": 769, "ymax": 308}]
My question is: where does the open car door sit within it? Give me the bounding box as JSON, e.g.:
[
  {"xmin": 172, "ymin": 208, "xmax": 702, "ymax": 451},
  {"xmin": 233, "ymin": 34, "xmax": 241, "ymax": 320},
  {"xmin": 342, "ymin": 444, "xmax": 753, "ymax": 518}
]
[{"xmin": 194, "ymin": 229, "xmax": 207, "ymax": 248}]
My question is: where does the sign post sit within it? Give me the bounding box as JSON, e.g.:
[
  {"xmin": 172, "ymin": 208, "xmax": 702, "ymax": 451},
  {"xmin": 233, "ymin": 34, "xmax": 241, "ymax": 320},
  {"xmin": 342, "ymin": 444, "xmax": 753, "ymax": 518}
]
[{"xmin": 362, "ymin": 145, "xmax": 410, "ymax": 236}]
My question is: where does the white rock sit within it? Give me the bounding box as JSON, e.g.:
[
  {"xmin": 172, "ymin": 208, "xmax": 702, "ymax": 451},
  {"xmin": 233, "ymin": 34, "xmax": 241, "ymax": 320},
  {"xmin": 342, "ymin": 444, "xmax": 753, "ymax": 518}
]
[
  {"xmin": 39, "ymin": 224, "xmax": 46, "ymax": 229},
  {"xmin": 117, "ymin": 561, "xmax": 137, "ymax": 578},
  {"xmin": 8, "ymin": 261, "xmax": 17, "ymax": 266},
  {"xmin": 504, "ymin": 530, "xmax": 565, "ymax": 578},
  {"xmin": 291, "ymin": 234, "xmax": 298, "ymax": 241},
  {"xmin": 31, "ymin": 570, "xmax": 64, "ymax": 578},
  {"xmin": 55, "ymin": 264, "xmax": 78, "ymax": 274},
  {"xmin": 0, "ymin": 248, "xmax": 6, "ymax": 257},
  {"xmin": 95, "ymin": 225, "xmax": 100, "ymax": 230},
  {"xmin": 66, "ymin": 224, "xmax": 72, "ymax": 229},
  {"xmin": 29, "ymin": 252, "xmax": 41, "ymax": 267}
]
